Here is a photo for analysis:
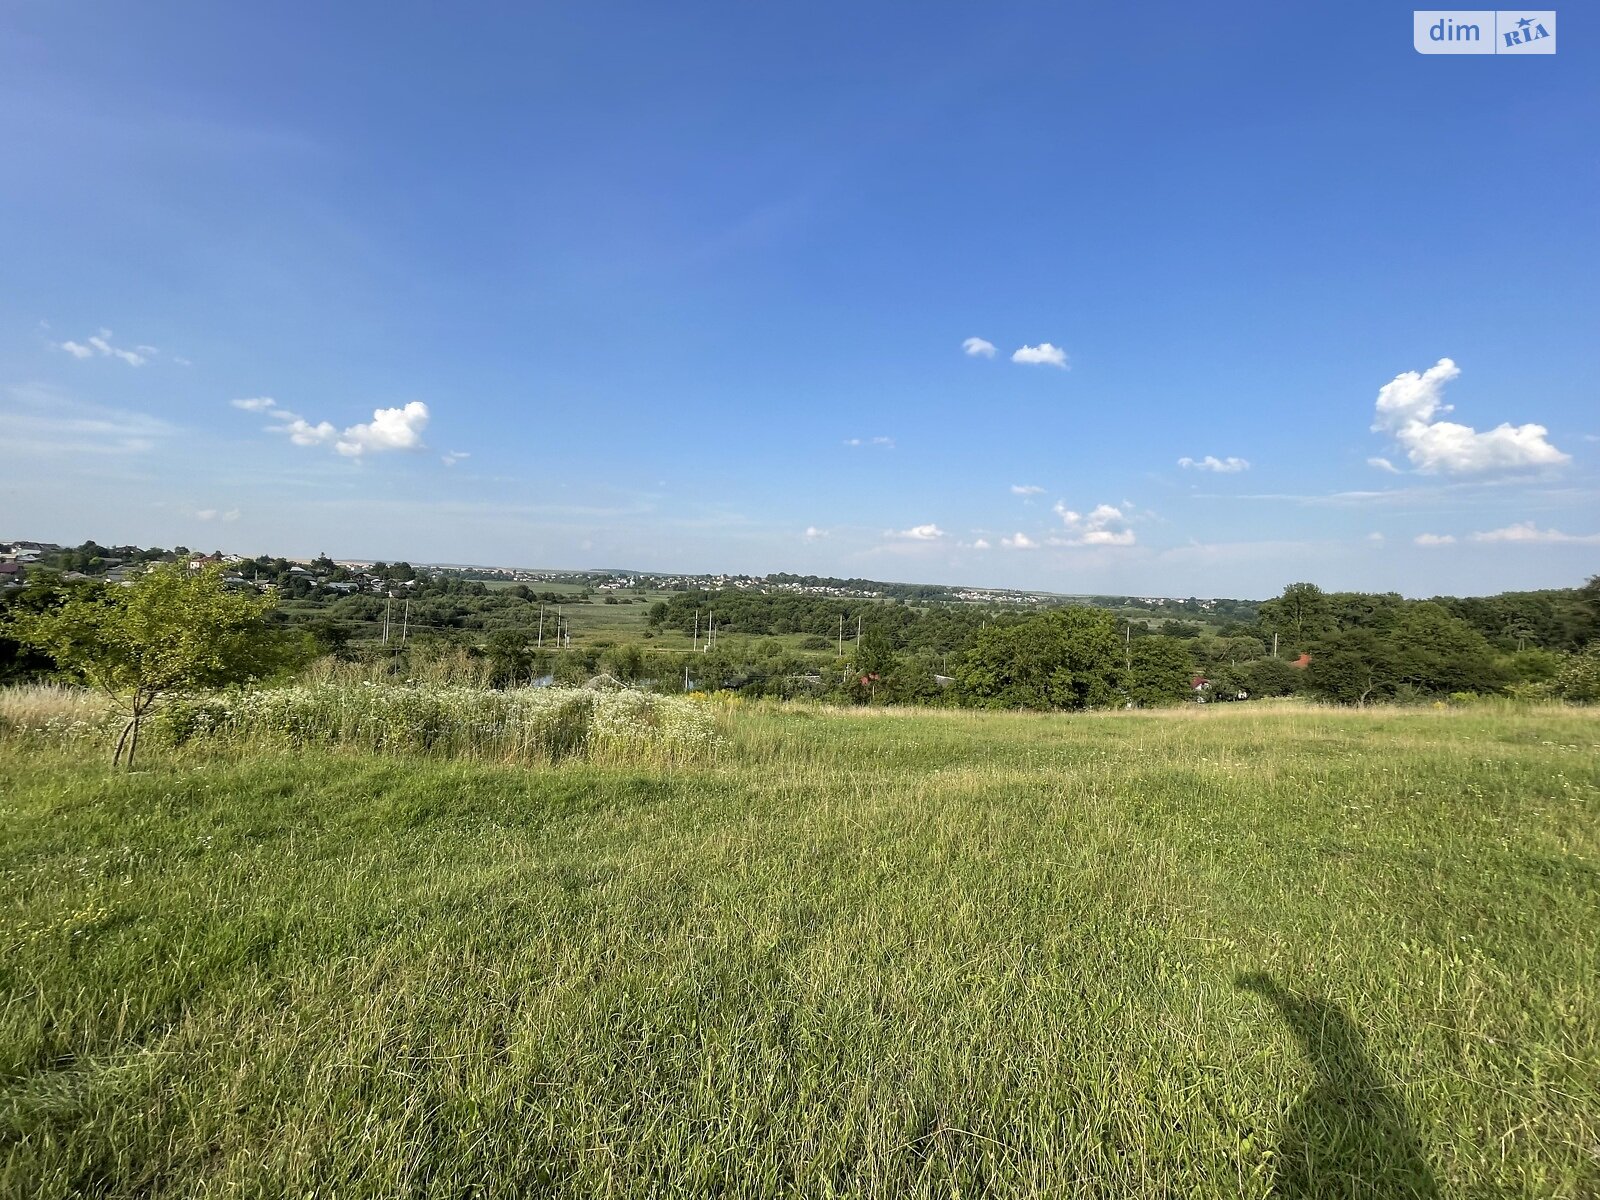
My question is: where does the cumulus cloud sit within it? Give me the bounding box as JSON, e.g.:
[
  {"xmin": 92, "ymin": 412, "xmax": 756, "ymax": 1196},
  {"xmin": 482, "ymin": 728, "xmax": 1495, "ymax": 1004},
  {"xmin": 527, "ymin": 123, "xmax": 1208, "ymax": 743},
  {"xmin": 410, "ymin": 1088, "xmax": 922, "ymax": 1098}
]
[
  {"xmin": 892, "ymin": 523, "xmax": 945, "ymax": 541},
  {"xmin": 1413, "ymin": 533, "xmax": 1456, "ymax": 546},
  {"xmin": 1010, "ymin": 484, "xmax": 1045, "ymax": 495},
  {"xmin": 246, "ymin": 399, "xmax": 432, "ymax": 457},
  {"xmin": 1469, "ymin": 521, "xmax": 1600, "ymax": 545},
  {"xmin": 1178, "ymin": 455, "xmax": 1250, "ymax": 473},
  {"xmin": 333, "ymin": 402, "xmax": 430, "ymax": 457},
  {"xmin": 1011, "ymin": 343, "xmax": 1068, "ymax": 368},
  {"xmin": 281, "ymin": 417, "xmax": 338, "ymax": 446},
  {"xmin": 1371, "ymin": 358, "xmax": 1568, "ymax": 474},
  {"xmin": 962, "ymin": 336, "xmax": 997, "ymax": 358},
  {"xmin": 1053, "ymin": 501, "xmax": 1135, "ymax": 546},
  {"xmin": 55, "ymin": 328, "xmax": 151, "ymax": 366},
  {"xmin": 803, "ymin": 526, "xmax": 829, "ymax": 541},
  {"xmin": 1000, "ymin": 532, "xmax": 1037, "ymax": 550},
  {"xmin": 973, "ymin": 538, "xmax": 992, "ymax": 550}
]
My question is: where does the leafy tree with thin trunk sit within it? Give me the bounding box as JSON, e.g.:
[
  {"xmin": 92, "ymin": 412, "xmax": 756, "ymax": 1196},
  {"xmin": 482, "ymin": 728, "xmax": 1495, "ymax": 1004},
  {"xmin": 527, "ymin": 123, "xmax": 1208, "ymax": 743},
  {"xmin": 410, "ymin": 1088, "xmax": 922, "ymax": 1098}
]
[{"xmin": 4, "ymin": 564, "xmax": 300, "ymax": 767}]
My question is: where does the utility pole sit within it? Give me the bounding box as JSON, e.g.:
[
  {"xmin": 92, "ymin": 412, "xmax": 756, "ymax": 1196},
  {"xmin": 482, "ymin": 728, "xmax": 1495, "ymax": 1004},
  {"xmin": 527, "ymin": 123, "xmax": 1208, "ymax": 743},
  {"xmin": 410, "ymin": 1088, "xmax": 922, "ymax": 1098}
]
[
  {"xmin": 693, "ymin": 609, "xmax": 699, "ymax": 652},
  {"xmin": 556, "ymin": 606, "xmax": 562, "ymax": 651},
  {"xmin": 856, "ymin": 614, "xmax": 862, "ymax": 647},
  {"xmin": 401, "ymin": 597, "xmax": 410, "ymax": 643},
  {"xmin": 537, "ymin": 604, "xmax": 544, "ymax": 649},
  {"xmin": 383, "ymin": 592, "xmax": 392, "ymax": 644},
  {"xmin": 1272, "ymin": 632, "xmax": 1279, "ymax": 659},
  {"xmin": 838, "ymin": 614, "xmax": 844, "ymax": 657}
]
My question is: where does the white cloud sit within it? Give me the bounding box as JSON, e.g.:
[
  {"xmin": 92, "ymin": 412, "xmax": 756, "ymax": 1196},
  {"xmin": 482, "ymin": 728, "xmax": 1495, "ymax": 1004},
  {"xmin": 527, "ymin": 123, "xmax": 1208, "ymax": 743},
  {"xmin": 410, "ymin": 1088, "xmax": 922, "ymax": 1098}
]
[
  {"xmin": 1413, "ymin": 533, "xmax": 1456, "ymax": 546},
  {"xmin": 1469, "ymin": 521, "xmax": 1600, "ymax": 545},
  {"xmin": 892, "ymin": 523, "xmax": 945, "ymax": 541},
  {"xmin": 1178, "ymin": 455, "xmax": 1250, "ymax": 473},
  {"xmin": 1367, "ymin": 531, "xmax": 1385, "ymax": 543},
  {"xmin": 441, "ymin": 450, "xmax": 470, "ymax": 467},
  {"xmin": 1371, "ymin": 358, "xmax": 1568, "ymax": 474},
  {"xmin": 1367, "ymin": 456, "xmax": 1401, "ymax": 474},
  {"xmin": 803, "ymin": 526, "xmax": 828, "ymax": 541},
  {"xmin": 335, "ymin": 401, "xmax": 429, "ymax": 457},
  {"xmin": 973, "ymin": 538, "xmax": 992, "ymax": 550},
  {"xmin": 249, "ymin": 399, "xmax": 432, "ymax": 457},
  {"xmin": 1010, "ymin": 484, "xmax": 1045, "ymax": 495},
  {"xmin": 844, "ymin": 435, "xmax": 894, "ymax": 449},
  {"xmin": 196, "ymin": 509, "xmax": 218, "ymax": 521},
  {"xmin": 223, "ymin": 508, "xmax": 240, "ymax": 522},
  {"xmin": 962, "ymin": 337, "xmax": 996, "ymax": 358},
  {"xmin": 55, "ymin": 328, "xmax": 150, "ymax": 366},
  {"xmin": 1011, "ymin": 343, "xmax": 1068, "ymax": 368},
  {"xmin": 1000, "ymin": 531, "xmax": 1037, "ymax": 550},
  {"xmin": 1052, "ymin": 501, "xmax": 1135, "ymax": 546},
  {"xmin": 281, "ymin": 417, "xmax": 338, "ymax": 446}
]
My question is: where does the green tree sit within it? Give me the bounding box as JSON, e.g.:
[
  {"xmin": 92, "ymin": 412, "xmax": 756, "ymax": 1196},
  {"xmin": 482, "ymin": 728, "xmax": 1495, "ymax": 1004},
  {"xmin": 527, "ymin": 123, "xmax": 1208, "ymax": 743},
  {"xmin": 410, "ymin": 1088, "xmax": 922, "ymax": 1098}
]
[
  {"xmin": 1546, "ymin": 644, "xmax": 1600, "ymax": 703},
  {"xmin": 956, "ymin": 608, "xmax": 1125, "ymax": 710},
  {"xmin": 1125, "ymin": 637, "xmax": 1195, "ymax": 707},
  {"xmin": 1305, "ymin": 629, "xmax": 1395, "ymax": 706},
  {"xmin": 1259, "ymin": 582, "xmax": 1333, "ymax": 652},
  {"xmin": 4, "ymin": 565, "xmax": 299, "ymax": 767}
]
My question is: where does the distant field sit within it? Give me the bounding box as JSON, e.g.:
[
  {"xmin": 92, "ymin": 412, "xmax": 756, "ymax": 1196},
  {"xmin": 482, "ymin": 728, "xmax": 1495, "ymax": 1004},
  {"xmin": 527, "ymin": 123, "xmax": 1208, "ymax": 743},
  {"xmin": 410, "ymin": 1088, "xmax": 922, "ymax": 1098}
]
[{"xmin": 2, "ymin": 703, "xmax": 1596, "ymax": 1197}]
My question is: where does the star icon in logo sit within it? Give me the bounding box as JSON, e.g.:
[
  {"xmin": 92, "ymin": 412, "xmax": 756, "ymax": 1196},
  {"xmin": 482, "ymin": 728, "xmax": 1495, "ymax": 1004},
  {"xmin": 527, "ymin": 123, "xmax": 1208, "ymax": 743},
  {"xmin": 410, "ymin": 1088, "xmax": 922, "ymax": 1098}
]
[{"xmin": 1516, "ymin": 15, "xmax": 1534, "ymax": 29}]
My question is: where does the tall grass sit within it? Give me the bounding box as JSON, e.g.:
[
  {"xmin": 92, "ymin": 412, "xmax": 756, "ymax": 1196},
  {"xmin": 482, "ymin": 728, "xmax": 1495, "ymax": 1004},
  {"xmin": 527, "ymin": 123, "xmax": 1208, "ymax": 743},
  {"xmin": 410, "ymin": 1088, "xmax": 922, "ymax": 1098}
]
[
  {"xmin": 0, "ymin": 700, "xmax": 1595, "ymax": 1197},
  {"xmin": 1, "ymin": 681, "xmax": 718, "ymax": 767}
]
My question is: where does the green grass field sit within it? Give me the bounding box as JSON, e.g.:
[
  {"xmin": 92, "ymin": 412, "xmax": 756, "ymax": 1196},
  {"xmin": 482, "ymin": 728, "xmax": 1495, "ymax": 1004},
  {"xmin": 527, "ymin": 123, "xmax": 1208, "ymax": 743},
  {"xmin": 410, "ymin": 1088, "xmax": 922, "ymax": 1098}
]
[{"xmin": 2, "ymin": 702, "xmax": 1596, "ymax": 1197}]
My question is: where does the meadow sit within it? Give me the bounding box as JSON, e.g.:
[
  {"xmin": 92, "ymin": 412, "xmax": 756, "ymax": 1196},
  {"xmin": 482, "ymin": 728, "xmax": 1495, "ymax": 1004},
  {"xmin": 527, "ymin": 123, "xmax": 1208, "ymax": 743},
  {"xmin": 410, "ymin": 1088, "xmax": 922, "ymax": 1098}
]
[{"xmin": 1, "ymin": 699, "xmax": 1596, "ymax": 1197}]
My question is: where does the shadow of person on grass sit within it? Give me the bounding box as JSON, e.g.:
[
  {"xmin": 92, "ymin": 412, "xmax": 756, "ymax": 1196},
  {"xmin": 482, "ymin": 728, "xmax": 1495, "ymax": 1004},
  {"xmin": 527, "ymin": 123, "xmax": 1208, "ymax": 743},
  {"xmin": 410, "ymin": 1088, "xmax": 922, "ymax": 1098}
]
[{"xmin": 1237, "ymin": 973, "xmax": 1438, "ymax": 1199}]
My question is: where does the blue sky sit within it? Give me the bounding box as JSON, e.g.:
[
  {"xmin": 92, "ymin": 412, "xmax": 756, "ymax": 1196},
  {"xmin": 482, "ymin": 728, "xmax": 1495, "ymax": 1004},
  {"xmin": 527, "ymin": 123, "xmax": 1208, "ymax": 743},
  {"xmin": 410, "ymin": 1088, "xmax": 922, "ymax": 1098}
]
[{"xmin": 2, "ymin": 2, "xmax": 1595, "ymax": 597}]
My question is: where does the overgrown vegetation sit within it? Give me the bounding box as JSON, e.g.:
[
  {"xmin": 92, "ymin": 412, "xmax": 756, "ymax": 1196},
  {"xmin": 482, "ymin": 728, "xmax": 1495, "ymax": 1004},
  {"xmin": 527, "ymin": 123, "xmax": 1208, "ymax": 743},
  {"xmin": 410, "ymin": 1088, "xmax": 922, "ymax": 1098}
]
[{"xmin": 1, "ymin": 702, "xmax": 1595, "ymax": 1197}]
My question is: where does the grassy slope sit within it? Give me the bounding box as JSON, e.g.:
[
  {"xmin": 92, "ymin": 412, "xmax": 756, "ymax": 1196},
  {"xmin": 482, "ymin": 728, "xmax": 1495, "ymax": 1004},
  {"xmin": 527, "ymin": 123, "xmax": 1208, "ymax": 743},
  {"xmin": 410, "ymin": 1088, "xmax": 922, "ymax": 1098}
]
[{"xmin": 1, "ymin": 703, "xmax": 1596, "ymax": 1198}]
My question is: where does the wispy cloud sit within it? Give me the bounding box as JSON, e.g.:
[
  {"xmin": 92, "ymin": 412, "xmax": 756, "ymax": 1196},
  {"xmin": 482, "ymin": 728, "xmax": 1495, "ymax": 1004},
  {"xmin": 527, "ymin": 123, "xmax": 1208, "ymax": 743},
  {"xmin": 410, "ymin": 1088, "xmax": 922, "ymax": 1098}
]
[
  {"xmin": 1, "ymin": 383, "xmax": 177, "ymax": 456},
  {"xmin": 1372, "ymin": 358, "xmax": 1568, "ymax": 474},
  {"xmin": 230, "ymin": 396, "xmax": 278, "ymax": 412},
  {"xmin": 1414, "ymin": 532, "xmax": 1456, "ymax": 546},
  {"xmin": 441, "ymin": 450, "xmax": 470, "ymax": 467},
  {"xmin": 1053, "ymin": 501, "xmax": 1135, "ymax": 546},
  {"xmin": 1367, "ymin": 456, "xmax": 1401, "ymax": 474},
  {"xmin": 962, "ymin": 336, "xmax": 996, "ymax": 358},
  {"xmin": 1011, "ymin": 343, "xmax": 1068, "ymax": 368},
  {"xmin": 1010, "ymin": 483, "xmax": 1045, "ymax": 495},
  {"xmin": 1178, "ymin": 455, "xmax": 1249, "ymax": 473},
  {"xmin": 1469, "ymin": 521, "xmax": 1600, "ymax": 545},
  {"xmin": 53, "ymin": 328, "xmax": 156, "ymax": 367},
  {"xmin": 844, "ymin": 436, "xmax": 895, "ymax": 449}
]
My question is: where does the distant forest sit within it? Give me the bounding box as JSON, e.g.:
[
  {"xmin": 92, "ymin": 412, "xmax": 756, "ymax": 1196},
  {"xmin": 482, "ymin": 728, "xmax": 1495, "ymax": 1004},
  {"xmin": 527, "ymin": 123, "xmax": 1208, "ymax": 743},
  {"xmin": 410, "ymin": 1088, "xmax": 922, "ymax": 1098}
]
[{"xmin": 2, "ymin": 539, "xmax": 1596, "ymax": 708}]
